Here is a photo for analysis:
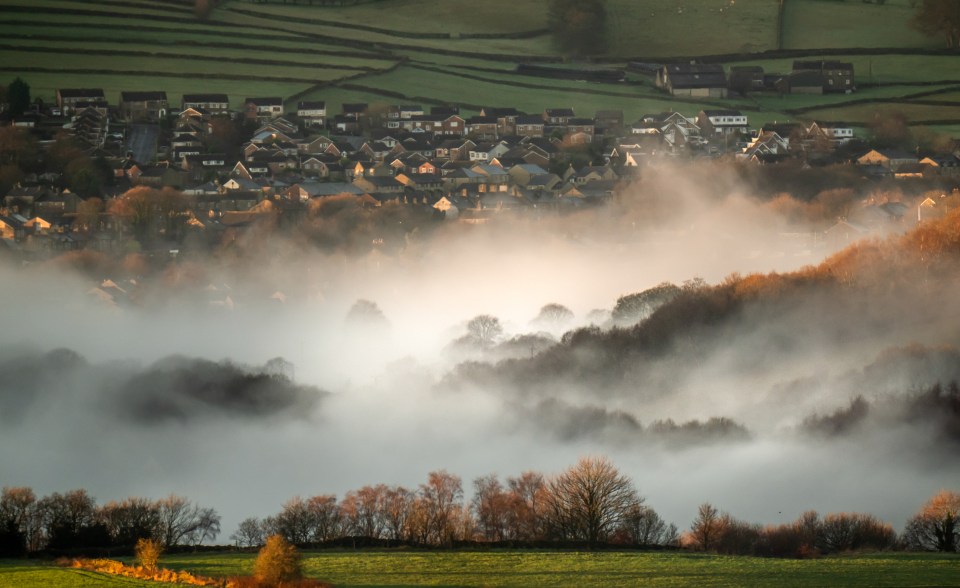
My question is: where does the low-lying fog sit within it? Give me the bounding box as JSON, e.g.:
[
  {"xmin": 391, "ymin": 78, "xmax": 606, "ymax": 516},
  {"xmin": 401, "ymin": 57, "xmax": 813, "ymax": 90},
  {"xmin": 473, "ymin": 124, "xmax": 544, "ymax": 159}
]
[{"xmin": 2, "ymin": 166, "xmax": 958, "ymax": 537}]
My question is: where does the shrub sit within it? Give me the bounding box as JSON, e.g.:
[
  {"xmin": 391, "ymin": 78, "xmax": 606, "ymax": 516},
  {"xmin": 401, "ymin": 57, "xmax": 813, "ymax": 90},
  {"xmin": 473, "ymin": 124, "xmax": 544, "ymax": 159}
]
[
  {"xmin": 253, "ymin": 535, "xmax": 302, "ymax": 586},
  {"xmin": 135, "ymin": 538, "xmax": 163, "ymax": 572}
]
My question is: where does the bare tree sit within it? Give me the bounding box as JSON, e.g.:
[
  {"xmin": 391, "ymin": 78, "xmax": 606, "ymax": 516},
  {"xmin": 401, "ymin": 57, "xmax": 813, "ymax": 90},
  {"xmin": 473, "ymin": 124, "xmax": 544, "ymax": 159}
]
[
  {"xmin": 306, "ymin": 495, "xmax": 342, "ymax": 543},
  {"xmin": 690, "ymin": 503, "xmax": 724, "ymax": 551},
  {"xmin": 543, "ymin": 456, "xmax": 639, "ymax": 546},
  {"xmin": 419, "ymin": 470, "xmax": 464, "ymax": 546},
  {"xmin": 472, "ymin": 475, "xmax": 511, "ymax": 542},
  {"xmin": 533, "ymin": 303, "xmax": 574, "ymax": 327},
  {"xmin": 382, "ymin": 486, "xmax": 414, "ymax": 542},
  {"xmin": 506, "ymin": 471, "xmax": 548, "ymax": 541},
  {"xmin": 466, "ymin": 315, "xmax": 504, "ymax": 347},
  {"xmin": 231, "ymin": 517, "xmax": 265, "ymax": 548},
  {"xmin": 903, "ymin": 489, "xmax": 960, "ymax": 552},
  {"xmin": 341, "ymin": 485, "xmax": 387, "ymax": 539},
  {"xmin": 620, "ymin": 502, "xmax": 678, "ymax": 546}
]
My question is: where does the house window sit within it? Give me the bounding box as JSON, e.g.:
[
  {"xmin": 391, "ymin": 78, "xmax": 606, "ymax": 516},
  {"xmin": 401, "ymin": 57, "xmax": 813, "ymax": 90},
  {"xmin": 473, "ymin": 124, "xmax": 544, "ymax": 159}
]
[{"xmin": 450, "ymin": 122, "xmax": 459, "ymax": 127}]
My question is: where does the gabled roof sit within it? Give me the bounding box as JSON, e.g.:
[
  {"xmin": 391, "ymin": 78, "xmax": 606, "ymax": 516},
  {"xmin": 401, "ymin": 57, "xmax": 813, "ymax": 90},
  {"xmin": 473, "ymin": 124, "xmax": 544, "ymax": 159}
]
[
  {"xmin": 120, "ymin": 91, "xmax": 167, "ymax": 102},
  {"xmin": 246, "ymin": 97, "xmax": 283, "ymax": 107},
  {"xmin": 183, "ymin": 93, "xmax": 229, "ymax": 103},
  {"xmin": 662, "ymin": 63, "xmax": 727, "ymax": 89},
  {"xmin": 516, "ymin": 115, "xmax": 545, "ymax": 126}
]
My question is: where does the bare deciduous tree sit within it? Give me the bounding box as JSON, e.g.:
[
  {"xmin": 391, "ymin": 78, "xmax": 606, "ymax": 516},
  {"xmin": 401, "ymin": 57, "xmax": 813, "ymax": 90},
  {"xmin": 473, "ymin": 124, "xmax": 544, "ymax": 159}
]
[
  {"xmin": 690, "ymin": 503, "xmax": 724, "ymax": 551},
  {"xmin": 543, "ymin": 456, "xmax": 639, "ymax": 546}
]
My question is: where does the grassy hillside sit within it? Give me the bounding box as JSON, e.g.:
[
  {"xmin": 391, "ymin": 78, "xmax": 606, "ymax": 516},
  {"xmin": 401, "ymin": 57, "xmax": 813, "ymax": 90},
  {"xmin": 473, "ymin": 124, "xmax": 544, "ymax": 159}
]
[{"xmin": 3, "ymin": 0, "xmax": 959, "ymax": 133}]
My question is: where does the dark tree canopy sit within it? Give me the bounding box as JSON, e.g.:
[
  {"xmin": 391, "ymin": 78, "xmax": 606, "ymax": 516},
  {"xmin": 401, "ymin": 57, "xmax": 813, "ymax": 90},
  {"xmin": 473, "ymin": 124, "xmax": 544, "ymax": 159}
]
[
  {"xmin": 911, "ymin": 0, "xmax": 960, "ymax": 48},
  {"xmin": 548, "ymin": 0, "xmax": 608, "ymax": 56},
  {"xmin": 7, "ymin": 77, "xmax": 30, "ymax": 118}
]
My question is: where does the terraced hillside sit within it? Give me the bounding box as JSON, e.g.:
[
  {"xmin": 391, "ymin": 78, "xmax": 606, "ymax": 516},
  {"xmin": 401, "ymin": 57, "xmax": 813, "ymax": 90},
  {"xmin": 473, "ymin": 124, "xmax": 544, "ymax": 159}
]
[{"xmin": 3, "ymin": 0, "xmax": 959, "ymax": 133}]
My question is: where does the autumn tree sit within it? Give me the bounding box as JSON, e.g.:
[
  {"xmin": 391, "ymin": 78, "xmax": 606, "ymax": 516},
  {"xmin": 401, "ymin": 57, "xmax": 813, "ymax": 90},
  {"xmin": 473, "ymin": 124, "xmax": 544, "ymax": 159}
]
[
  {"xmin": 76, "ymin": 197, "xmax": 104, "ymax": 232},
  {"xmin": 903, "ymin": 489, "xmax": 960, "ymax": 552},
  {"xmin": 911, "ymin": 0, "xmax": 960, "ymax": 48},
  {"xmin": 472, "ymin": 475, "xmax": 511, "ymax": 542},
  {"xmin": 620, "ymin": 502, "xmax": 678, "ymax": 546},
  {"xmin": 419, "ymin": 470, "xmax": 464, "ymax": 546},
  {"xmin": 506, "ymin": 471, "xmax": 548, "ymax": 541},
  {"xmin": 253, "ymin": 534, "xmax": 302, "ymax": 585},
  {"xmin": 548, "ymin": 0, "xmax": 608, "ymax": 56},
  {"xmin": 543, "ymin": 456, "xmax": 640, "ymax": 546},
  {"xmin": 341, "ymin": 485, "xmax": 387, "ymax": 539},
  {"xmin": 690, "ymin": 503, "xmax": 724, "ymax": 551},
  {"xmin": 135, "ymin": 537, "xmax": 163, "ymax": 572},
  {"xmin": 382, "ymin": 486, "xmax": 414, "ymax": 542}
]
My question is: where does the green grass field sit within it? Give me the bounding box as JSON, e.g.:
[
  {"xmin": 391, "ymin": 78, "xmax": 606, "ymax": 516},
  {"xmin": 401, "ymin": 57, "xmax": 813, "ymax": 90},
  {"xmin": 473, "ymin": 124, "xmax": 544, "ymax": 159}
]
[
  {"xmin": 3, "ymin": 0, "xmax": 960, "ymax": 135},
  {"xmin": 4, "ymin": 551, "xmax": 959, "ymax": 588}
]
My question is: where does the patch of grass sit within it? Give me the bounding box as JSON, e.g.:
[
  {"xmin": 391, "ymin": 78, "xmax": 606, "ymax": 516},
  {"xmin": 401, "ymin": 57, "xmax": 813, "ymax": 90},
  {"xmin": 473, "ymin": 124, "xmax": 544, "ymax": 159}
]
[
  {"xmin": 154, "ymin": 550, "xmax": 960, "ymax": 588},
  {"xmin": 605, "ymin": 0, "xmax": 779, "ymax": 58},
  {"xmin": 0, "ymin": 560, "xmax": 180, "ymax": 588},
  {"xmin": 781, "ymin": 0, "xmax": 936, "ymax": 50}
]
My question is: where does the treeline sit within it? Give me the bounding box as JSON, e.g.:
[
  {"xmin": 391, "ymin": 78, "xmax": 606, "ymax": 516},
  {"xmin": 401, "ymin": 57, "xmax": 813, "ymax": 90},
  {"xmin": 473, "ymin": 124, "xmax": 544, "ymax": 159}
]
[
  {"xmin": 0, "ymin": 489, "xmax": 220, "ymax": 557},
  {"xmin": 231, "ymin": 457, "xmax": 679, "ymax": 549},
  {"xmin": 4, "ymin": 461, "xmax": 959, "ymax": 557}
]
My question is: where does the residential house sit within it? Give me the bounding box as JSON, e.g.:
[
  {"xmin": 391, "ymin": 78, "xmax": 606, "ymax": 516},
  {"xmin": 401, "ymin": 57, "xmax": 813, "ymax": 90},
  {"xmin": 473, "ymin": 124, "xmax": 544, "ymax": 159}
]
[
  {"xmin": 564, "ymin": 118, "xmax": 596, "ymax": 144},
  {"xmin": 244, "ymin": 97, "xmax": 283, "ymax": 121},
  {"xmin": 919, "ymin": 154, "xmax": 960, "ymax": 176},
  {"xmin": 857, "ymin": 149, "xmax": 919, "ymax": 172},
  {"xmin": 655, "ymin": 64, "xmax": 728, "ymax": 98},
  {"xmin": 480, "ymin": 107, "xmax": 522, "ymax": 136},
  {"xmin": 297, "ymin": 101, "xmax": 327, "ymax": 128},
  {"xmin": 182, "ymin": 93, "xmax": 230, "ymax": 114},
  {"xmin": 740, "ymin": 131, "xmax": 790, "ymax": 162},
  {"xmin": 387, "ymin": 104, "xmax": 424, "ymax": 128},
  {"xmin": 57, "ymin": 89, "xmax": 107, "ymax": 116},
  {"xmin": 466, "ymin": 116, "xmax": 499, "ymax": 140},
  {"xmin": 594, "ymin": 110, "xmax": 624, "ymax": 134},
  {"xmin": 516, "ymin": 115, "xmax": 545, "ymax": 138},
  {"xmin": 697, "ymin": 110, "xmax": 749, "ymax": 137},
  {"xmin": 119, "ymin": 91, "xmax": 168, "ymax": 122},
  {"xmin": 792, "ymin": 60, "xmax": 854, "ymax": 93},
  {"xmin": 543, "ymin": 108, "xmax": 575, "ymax": 125}
]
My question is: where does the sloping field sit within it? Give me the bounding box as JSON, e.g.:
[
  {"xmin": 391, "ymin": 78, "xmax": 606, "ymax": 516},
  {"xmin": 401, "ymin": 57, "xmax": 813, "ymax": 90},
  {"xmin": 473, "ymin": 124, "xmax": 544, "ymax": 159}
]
[{"xmin": 782, "ymin": 0, "xmax": 937, "ymax": 50}]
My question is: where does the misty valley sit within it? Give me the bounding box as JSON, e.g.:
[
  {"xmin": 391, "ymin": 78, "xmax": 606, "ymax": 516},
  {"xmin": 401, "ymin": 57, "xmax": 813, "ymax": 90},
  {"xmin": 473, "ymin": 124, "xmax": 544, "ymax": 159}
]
[{"xmin": 2, "ymin": 161, "xmax": 960, "ymax": 568}]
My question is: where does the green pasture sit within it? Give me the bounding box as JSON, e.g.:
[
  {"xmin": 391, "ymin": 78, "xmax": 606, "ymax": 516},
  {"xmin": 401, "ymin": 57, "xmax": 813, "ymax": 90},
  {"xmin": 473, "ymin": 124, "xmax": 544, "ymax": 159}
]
[
  {"xmin": 103, "ymin": 550, "xmax": 960, "ymax": 588},
  {"xmin": 796, "ymin": 101, "xmax": 960, "ymax": 125},
  {"xmin": 781, "ymin": 0, "xmax": 937, "ymax": 50},
  {"xmin": 0, "ymin": 71, "xmax": 312, "ymax": 111},
  {"xmin": 2, "ymin": 38, "xmax": 395, "ymax": 71},
  {"xmin": 605, "ymin": 0, "xmax": 779, "ymax": 58},
  {"xmin": 227, "ymin": 0, "xmax": 548, "ymax": 36},
  {"xmin": 3, "ymin": 551, "xmax": 960, "ymax": 587}
]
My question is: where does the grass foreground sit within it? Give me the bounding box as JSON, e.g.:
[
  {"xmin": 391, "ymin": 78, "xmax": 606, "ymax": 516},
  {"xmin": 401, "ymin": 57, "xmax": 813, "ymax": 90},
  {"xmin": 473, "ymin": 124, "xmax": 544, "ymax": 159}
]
[{"xmin": 3, "ymin": 550, "xmax": 959, "ymax": 588}]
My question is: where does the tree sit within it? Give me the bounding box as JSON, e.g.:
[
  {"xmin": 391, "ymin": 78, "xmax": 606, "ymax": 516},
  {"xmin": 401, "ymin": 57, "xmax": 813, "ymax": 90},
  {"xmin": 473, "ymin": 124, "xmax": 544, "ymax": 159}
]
[
  {"xmin": 533, "ymin": 303, "xmax": 574, "ymax": 328},
  {"xmin": 911, "ymin": 0, "xmax": 960, "ymax": 48},
  {"xmin": 7, "ymin": 77, "xmax": 30, "ymax": 118},
  {"xmin": 548, "ymin": 0, "xmax": 608, "ymax": 56},
  {"xmin": 903, "ymin": 489, "xmax": 960, "ymax": 552},
  {"xmin": 0, "ymin": 487, "xmax": 35, "ymax": 556},
  {"xmin": 506, "ymin": 471, "xmax": 548, "ymax": 541},
  {"xmin": 253, "ymin": 534, "xmax": 302, "ymax": 585},
  {"xmin": 419, "ymin": 470, "xmax": 464, "ymax": 546},
  {"xmin": 466, "ymin": 315, "xmax": 504, "ymax": 347},
  {"xmin": 611, "ymin": 282, "xmax": 681, "ymax": 326},
  {"xmin": 345, "ymin": 299, "xmax": 390, "ymax": 330},
  {"xmin": 472, "ymin": 475, "xmax": 511, "ymax": 542},
  {"xmin": 135, "ymin": 537, "xmax": 163, "ymax": 572},
  {"xmin": 231, "ymin": 517, "xmax": 265, "ymax": 548},
  {"xmin": 155, "ymin": 495, "xmax": 220, "ymax": 547},
  {"xmin": 76, "ymin": 197, "xmax": 104, "ymax": 232},
  {"xmin": 690, "ymin": 503, "xmax": 724, "ymax": 551},
  {"xmin": 620, "ymin": 502, "xmax": 678, "ymax": 546},
  {"xmin": 543, "ymin": 456, "xmax": 639, "ymax": 546}
]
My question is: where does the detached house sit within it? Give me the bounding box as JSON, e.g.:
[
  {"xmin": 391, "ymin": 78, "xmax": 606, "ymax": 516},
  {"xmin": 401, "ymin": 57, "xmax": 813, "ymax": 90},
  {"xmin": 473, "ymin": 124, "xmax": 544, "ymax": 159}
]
[
  {"xmin": 297, "ymin": 101, "xmax": 327, "ymax": 128},
  {"xmin": 182, "ymin": 93, "xmax": 230, "ymax": 114},
  {"xmin": 697, "ymin": 110, "xmax": 748, "ymax": 137},
  {"xmin": 656, "ymin": 64, "xmax": 728, "ymax": 98},
  {"xmin": 119, "ymin": 91, "xmax": 168, "ymax": 122},
  {"xmin": 857, "ymin": 149, "xmax": 918, "ymax": 172},
  {"xmin": 245, "ymin": 97, "xmax": 283, "ymax": 121},
  {"xmin": 543, "ymin": 108, "xmax": 575, "ymax": 125},
  {"xmin": 57, "ymin": 89, "xmax": 108, "ymax": 116}
]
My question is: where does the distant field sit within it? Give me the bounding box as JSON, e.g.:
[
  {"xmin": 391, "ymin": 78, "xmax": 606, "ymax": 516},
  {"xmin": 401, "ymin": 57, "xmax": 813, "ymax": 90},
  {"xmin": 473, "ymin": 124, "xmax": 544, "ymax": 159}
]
[
  {"xmin": 781, "ymin": 0, "xmax": 936, "ymax": 50},
  {"xmin": 3, "ymin": 0, "xmax": 959, "ymax": 134},
  {"xmin": 606, "ymin": 0, "xmax": 779, "ymax": 58}
]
